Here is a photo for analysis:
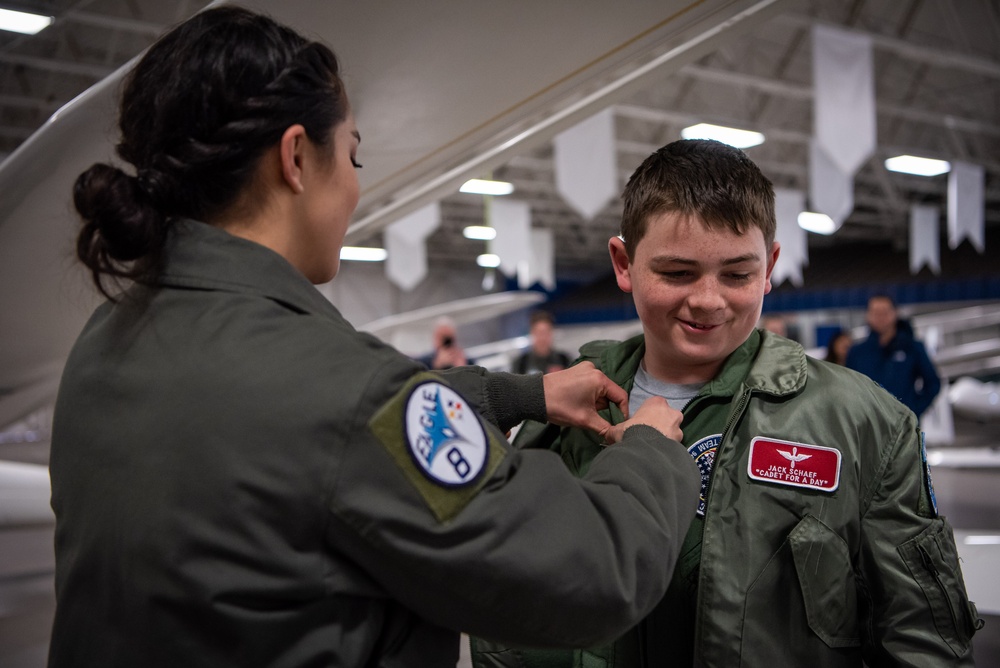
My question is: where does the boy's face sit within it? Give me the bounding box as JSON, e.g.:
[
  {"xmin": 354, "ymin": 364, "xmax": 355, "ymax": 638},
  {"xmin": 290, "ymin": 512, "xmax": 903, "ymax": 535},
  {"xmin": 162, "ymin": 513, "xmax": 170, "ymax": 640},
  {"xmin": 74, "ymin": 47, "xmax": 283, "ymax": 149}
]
[{"xmin": 609, "ymin": 212, "xmax": 780, "ymax": 384}]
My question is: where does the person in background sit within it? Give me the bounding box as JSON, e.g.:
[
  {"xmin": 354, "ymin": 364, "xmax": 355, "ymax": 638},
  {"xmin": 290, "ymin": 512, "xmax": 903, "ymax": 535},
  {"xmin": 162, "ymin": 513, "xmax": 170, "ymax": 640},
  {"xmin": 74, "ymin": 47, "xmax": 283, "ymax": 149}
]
[
  {"xmin": 47, "ymin": 9, "xmax": 703, "ymax": 667},
  {"xmin": 472, "ymin": 139, "xmax": 980, "ymax": 668},
  {"xmin": 846, "ymin": 295, "xmax": 942, "ymax": 419},
  {"xmin": 422, "ymin": 316, "xmax": 471, "ymax": 369},
  {"xmin": 824, "ymin": 329, "xmax": 853, "ymax": 365},
  {"xmin": 759, "ymin": 314, "xmax": 787, "ymax": 337},
  {"xmin": 512, "ymin": 310, "xmax": 571, "ymax": 374}
]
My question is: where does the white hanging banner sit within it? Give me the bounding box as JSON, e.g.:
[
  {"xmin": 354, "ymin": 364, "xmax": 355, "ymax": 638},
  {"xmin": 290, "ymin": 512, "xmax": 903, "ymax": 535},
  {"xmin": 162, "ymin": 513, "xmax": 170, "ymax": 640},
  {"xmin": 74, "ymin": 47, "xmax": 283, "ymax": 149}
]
[
  {"xmin": 812, "ymin": 25, "xmax": 876, "ymax": 175},
  {"xmin": 385, "ymin": 202, "xmax": 440, "ymax": 291},
  {"xmin": 526, "ymin": 228, "xmax": 556, "ymax": 290},
  {"xmin": 809, "ymin": 139, "xmax": 852, "ymax": 229},
  {"xmin": 909, "ymin": 204, "xmax": 940, "ymax": 275},
  {"xmin": 947, "ymin": 161, "xmax": 985, "ymax": 252},
  {"xmin": 491, "ymin": 198, "xmax": 532, "ymax": 280},
  {"xmin": 772, "ymin": 188, "xmax": 807, "ymax": 287},
  {"xmin": 553, "ymin": 108, "xmax": 618, "ymax": 220}
]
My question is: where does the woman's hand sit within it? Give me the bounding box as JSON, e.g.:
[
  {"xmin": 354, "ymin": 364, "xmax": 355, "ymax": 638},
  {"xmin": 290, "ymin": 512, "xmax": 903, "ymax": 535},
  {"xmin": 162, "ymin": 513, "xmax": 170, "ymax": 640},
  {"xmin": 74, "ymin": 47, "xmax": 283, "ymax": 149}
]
[
  {"xmin": 603, "ymin": 396, "xmax": 683, "ymax": 444},
  {"xmin": 541, "ymin": 362, "xmax": 628, "ymax": 441}
]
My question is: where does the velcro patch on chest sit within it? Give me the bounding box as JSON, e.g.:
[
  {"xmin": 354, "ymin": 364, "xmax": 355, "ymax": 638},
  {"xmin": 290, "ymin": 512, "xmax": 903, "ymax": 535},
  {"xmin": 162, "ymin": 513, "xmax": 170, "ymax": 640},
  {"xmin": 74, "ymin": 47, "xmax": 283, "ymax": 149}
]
[{"xmin": 747, "ymin": 437, "xmax": 841, "ymax": 492}]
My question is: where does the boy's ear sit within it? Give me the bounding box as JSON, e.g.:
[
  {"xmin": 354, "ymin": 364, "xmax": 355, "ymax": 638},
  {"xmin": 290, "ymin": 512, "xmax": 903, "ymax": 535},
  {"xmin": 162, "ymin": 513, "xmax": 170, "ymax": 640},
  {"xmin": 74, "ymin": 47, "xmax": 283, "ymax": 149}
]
[
  {"xmin": 279, "ymin": 124, "xmax": 308, "ymax": 194},
  {"xmin": 763, "ymin": 241, "xmax": 781, "ymax": 294},
  {"xmin": 609, "ymin": 236, "xmax": 634, "ymax": 293}
]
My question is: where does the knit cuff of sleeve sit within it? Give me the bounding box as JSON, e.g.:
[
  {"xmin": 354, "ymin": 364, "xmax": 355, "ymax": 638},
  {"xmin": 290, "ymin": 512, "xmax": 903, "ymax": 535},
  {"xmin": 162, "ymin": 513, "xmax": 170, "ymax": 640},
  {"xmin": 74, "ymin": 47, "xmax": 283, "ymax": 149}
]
[
  {"xmin": 484, "ymin": 371, "xmax": 546, "ymax": 432},
  {"xmin": 621, "ymin": 423, "xmax": 670, "ymax": 444}
]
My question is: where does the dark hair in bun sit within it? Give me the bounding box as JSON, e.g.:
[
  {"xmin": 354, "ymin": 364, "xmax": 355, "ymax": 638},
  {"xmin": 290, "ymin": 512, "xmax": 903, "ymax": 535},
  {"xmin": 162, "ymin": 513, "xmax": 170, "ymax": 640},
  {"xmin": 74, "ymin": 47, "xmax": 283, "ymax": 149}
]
[{"xmin": 74, "ymin": 6, "xmax": 348, "ymax": 298}]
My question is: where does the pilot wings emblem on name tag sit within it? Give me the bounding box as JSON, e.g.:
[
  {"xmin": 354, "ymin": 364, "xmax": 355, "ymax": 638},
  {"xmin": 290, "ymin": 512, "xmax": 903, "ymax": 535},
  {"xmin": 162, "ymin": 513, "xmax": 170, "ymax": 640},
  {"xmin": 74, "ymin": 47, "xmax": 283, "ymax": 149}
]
[{"xmin": 747, "ymin": 437, "xmax": 841, "ymax": 492}]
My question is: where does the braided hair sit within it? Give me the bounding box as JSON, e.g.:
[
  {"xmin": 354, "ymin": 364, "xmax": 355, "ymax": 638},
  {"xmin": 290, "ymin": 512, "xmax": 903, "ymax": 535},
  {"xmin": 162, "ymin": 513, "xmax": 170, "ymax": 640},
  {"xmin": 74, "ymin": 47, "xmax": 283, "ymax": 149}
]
[{"xmin": 74, "ymin": 6, "xmax": 348, "ymax": 298}]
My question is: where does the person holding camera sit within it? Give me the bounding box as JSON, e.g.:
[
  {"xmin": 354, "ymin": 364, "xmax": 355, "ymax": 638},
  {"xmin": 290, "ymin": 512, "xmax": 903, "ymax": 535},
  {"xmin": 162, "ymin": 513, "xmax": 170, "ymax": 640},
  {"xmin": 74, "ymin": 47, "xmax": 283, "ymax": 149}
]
[{"xmin": 424, "ymin": 316, "xmax": 471, "ymax": 369}]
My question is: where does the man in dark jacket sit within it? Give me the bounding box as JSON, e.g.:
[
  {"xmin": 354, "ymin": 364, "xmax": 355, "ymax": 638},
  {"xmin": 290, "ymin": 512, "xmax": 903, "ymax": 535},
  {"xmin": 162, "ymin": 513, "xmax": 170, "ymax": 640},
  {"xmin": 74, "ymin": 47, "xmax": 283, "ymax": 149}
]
[
  {"xmin": 512, "ymin": 310, "xmax": 571, "ymax": 375},
  {"xmin": 846, "ymin": 295, "xmax": 942, "ymax": 419}
]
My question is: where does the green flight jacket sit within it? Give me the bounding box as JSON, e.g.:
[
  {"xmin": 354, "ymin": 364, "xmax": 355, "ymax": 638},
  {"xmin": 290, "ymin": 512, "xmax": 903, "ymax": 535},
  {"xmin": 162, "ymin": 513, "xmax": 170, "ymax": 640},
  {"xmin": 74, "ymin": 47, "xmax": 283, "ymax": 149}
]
[
  {"xmin": 473, "ymin": 332, "xmax": 981, "ymax": 668},
  {"xmin": 48, "ymin": 220, "xmax": 701, "ymax": 668}
]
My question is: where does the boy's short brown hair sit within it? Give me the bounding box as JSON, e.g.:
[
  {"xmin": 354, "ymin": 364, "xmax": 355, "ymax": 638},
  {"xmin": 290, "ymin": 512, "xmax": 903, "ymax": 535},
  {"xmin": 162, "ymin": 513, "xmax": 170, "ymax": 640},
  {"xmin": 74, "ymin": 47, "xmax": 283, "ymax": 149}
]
[{"xmin": 619, "ymin": 139, "xmax": 775, "ymax": 260}]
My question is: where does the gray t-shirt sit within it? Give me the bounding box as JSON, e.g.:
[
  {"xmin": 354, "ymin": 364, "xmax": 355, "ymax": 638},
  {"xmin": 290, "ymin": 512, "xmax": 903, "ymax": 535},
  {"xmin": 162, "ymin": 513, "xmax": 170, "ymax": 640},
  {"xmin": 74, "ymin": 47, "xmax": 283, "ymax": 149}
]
[
  {"xmin": 630, "ymin": 363, "xmax": 718, "ymax": 520},
  {"xmin": 628, "ymin": 362, "xmax": 704, "ymax": 415}
]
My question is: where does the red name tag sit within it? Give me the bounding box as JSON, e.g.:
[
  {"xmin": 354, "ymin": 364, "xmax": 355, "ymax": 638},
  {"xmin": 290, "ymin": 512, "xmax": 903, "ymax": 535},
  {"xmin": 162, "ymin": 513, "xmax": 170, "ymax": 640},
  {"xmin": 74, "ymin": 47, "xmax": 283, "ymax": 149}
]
[{"xmin": 747, "ymin": 437, "xmax": 841, "ymax": 492}]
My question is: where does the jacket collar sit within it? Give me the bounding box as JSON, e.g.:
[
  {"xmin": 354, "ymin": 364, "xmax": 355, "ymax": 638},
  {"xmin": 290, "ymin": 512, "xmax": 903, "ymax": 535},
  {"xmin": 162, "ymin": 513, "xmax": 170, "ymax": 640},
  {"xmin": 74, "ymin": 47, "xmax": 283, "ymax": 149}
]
[
  {"xmin": 743, "ymin": 330, "xmax": 807, "ymax": 397},
  {"xmin": 596, "ymin": 329, "xmax": 806, "ymax": 400},
  {"xmin": 156, "ymin": 219, "xmax": 340, "ymax": 319}
]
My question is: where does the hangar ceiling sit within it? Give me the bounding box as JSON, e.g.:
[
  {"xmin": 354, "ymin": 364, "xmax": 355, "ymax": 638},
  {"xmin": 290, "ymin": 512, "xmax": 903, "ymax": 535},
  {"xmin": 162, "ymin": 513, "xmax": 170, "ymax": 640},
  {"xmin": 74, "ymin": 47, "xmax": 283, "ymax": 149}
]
[{"xmin": 0, "ymin": 0, "xmax": 997, "ymax": 276}]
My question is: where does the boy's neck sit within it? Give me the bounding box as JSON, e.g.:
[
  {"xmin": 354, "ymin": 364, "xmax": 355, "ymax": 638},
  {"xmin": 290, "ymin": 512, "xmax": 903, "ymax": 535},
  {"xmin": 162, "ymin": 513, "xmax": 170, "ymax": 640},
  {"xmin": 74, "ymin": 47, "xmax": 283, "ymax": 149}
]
[{"xmin": 641, "ymin": 352, "xmax": 720, "ymax": 386}]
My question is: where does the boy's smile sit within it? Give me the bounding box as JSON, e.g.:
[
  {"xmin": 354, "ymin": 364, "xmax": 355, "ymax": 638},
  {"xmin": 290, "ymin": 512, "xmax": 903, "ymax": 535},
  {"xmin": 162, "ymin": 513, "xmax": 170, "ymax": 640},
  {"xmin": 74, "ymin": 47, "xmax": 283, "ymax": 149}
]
[{"xmin": 610, "ymin": 212, "xmax": 780, "ymax": 385}]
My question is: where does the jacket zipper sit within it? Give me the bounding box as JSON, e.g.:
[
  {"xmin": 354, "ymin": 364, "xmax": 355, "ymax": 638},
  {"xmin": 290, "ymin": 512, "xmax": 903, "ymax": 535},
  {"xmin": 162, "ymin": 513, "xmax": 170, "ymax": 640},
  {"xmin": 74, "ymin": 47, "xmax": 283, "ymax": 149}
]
[
  {"xmin": 694, "ymin": 386, "xmax": 752, "ymax": 510},
  {"xmin": 695, "ymin": 387, "xmax": 753, "ymax": 664},
  {"xmin": 720, "ymin": 387, "xmax": 753, "ymax": 444},
  {"xmin": 918, "ymin": 543, "xmax": 963, "ymax": 634}
]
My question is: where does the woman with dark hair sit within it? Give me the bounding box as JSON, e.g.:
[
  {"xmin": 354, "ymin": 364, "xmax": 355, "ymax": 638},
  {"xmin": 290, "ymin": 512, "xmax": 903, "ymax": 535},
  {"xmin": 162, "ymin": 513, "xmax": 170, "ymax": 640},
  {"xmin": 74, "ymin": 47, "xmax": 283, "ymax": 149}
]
[
  {"xmin": 48, "ymin": 7, "xmax": 700, "ymax": 667},
  {"xmin": 824, "ymin": 329, "xmax": 853, "ymax": 365}
]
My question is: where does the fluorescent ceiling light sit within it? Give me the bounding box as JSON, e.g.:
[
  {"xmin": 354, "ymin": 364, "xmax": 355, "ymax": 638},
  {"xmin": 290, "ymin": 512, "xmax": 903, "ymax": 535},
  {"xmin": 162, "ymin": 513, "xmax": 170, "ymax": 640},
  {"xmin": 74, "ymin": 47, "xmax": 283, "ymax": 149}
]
[
  {"xmin": 476, "ymin": 253, "xmax": 501, "ymax": 268},
  {"xmin": 681, "ymin": 123, "xmax": 764, "ymax": 149},
  {"xmin": 797, "ymin": 211, "xmax": 837, "ymax": 235},
  {"xmin": 460, "ymin": 178, "xmax": 514, "ymax": 196},
  {"xmin": 463, "ymin": 225, "xmax": 497, "ymax": 240},
  {"xmin": 0, "ymin": 7, "xmax": 53, "ymax": 34},
  {"xmin": 964, "ymin": 534, "xmax": 1000, "ymax": 545},
  {"xmin": 340, "ymin": 246, "xmax": 387, "ymax": 262},
  {"xmin": 884, "ymin": 155, "xmax": 951, "ymax": 177}
]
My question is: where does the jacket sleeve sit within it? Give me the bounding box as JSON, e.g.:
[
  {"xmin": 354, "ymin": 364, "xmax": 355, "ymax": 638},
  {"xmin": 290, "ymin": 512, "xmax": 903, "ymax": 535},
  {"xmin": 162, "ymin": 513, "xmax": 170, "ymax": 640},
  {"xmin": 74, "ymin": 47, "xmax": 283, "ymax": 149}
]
[
  {"xmin": 858, "ymin": 410, "xmax": 981, "ymax": 666},
  {"xmin": 326, "ymin": 357, "xmax": 701, "ymax": 650},
  {"xmin": 910, "ymin": 341, "xmax": 942, "ymax": 417},
  {"xmin": 434, "ymin": 366, "xmax": 546, "ymax": 432},
  {"xmin": 470, "ymin": 418, "xmax": 608, "ymax": 668}
]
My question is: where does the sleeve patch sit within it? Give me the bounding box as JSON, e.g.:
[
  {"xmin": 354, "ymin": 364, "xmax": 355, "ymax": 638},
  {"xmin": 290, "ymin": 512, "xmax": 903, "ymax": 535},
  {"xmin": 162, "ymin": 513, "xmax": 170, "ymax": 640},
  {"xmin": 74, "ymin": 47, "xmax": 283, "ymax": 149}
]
[{"xmin": 368, "ymin": 372, "xmax": 507, "ymax": 522}]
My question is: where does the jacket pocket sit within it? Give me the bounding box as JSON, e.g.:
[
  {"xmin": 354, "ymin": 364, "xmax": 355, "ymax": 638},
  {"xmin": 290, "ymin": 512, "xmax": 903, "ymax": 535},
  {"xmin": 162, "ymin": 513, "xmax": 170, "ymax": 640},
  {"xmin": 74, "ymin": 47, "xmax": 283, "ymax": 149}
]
[
  {"xmin": 788, "ymin": 515, "xmax": 861, "ymax": 648},
  {"xmin": 897, "ymin": 519, "xmax": 980, "ymax": 657},
  {"xmin": 469, "ymin": 636, "xmax": 574, "ymax": 668}
]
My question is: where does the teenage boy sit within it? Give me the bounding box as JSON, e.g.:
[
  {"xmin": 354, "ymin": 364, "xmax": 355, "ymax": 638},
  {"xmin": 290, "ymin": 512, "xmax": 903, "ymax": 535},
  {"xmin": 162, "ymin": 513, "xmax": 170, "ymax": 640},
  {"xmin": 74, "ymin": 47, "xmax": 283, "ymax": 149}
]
[{"xmin": 471, "ymin": 139, "xmax": 980, "ymax": 667}]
